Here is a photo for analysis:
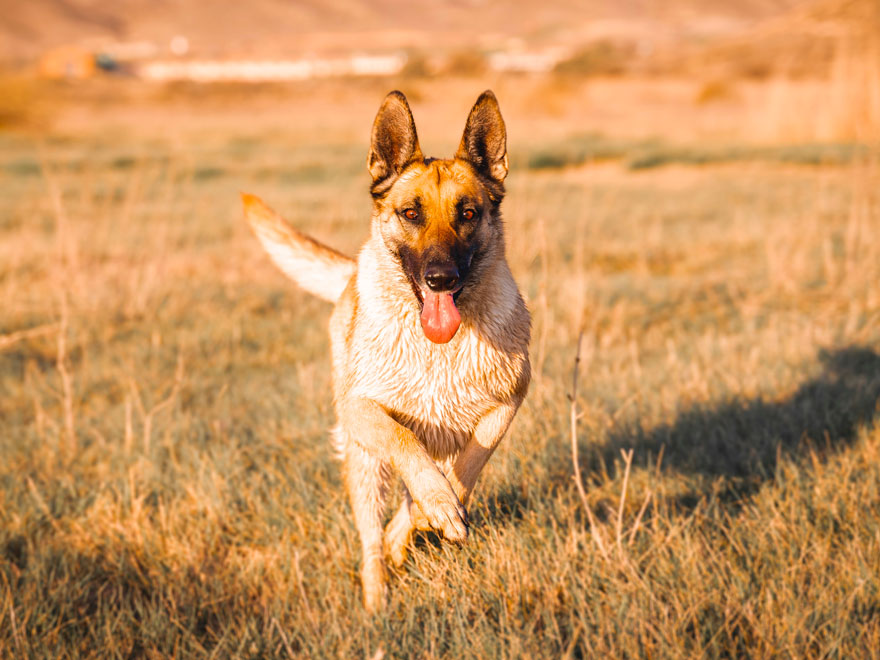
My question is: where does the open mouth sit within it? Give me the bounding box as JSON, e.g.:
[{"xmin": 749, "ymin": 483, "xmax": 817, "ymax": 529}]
[
  {"xmin": 407, "ymin": 275, "xmax": 464, "ymax": 308},
  {"xmin": 406, "ymin": 274, "xmax": 464, "ymax": 344}
]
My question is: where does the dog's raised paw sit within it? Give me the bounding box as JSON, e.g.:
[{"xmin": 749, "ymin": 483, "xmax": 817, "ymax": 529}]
[{"xmin": 415, "ymin": 489, "xmax": 469, "ymax": 543}]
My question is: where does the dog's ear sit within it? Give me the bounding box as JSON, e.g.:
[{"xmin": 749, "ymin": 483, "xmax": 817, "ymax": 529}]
[
  {"xmin": 368, "ymin": 91, "xmax": 423, "ymax": 189},
  {"xmin": 456, "ymin": 90, "xmax": 508, "ymax": 183}
]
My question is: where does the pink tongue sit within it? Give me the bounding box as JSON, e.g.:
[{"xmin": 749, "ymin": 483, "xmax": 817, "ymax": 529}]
[{"xmin": 420, "ymin": 291, "xmax": 461, "ymax": 344}]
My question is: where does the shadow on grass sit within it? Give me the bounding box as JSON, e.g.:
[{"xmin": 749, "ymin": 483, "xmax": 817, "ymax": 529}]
[
  {"xmin": 0, "ymin": 544, "xmax": 257, "ymax": 658},
  {"xmin": 598, "ymin": 346, "xmax": 880, "ymax": 503},
  {"xmin": 479, "ymin": 346, "xmax": 880, "ymax": 525}
]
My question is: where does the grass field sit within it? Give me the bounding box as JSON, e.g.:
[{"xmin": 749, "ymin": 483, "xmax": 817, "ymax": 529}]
[{"xmin": 2, "ymin": 89, "xmax": 880, "ymax": 657}]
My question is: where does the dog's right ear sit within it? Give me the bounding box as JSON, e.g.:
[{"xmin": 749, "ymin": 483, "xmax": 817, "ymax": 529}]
[
  {"xmin": 456, "ymin": 90, "xmax": 507, "ymax": 184},
  {"xmin": 368, "ymin": 91, "xmax": 423, "ymax": 194}
]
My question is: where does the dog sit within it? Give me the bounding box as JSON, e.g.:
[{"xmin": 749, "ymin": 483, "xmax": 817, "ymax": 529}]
[{"xmin": 242, "ymin": 90, "xmax": 530, "ymax": 611}]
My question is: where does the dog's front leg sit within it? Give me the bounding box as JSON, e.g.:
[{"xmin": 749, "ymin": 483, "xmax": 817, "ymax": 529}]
[
  {"xmin": 340, "ymin": 438, "xmax": 390, "ymax": 613},
  {"xmin": 339, "ymin": 397, "xmax": 468, "ymax": 607},
  {"xmin": 385, "ymin": 399, "xmax": 522, "ymax": 567},
  {"xmin": 446, "ymin": 399, "xmax": 522, "ymax": 505}
]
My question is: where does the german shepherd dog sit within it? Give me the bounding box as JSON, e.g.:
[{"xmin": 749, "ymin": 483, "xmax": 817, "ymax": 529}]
[{"xmin": 242, "ymin": 90, "xmax": 530, "ymax": 611}]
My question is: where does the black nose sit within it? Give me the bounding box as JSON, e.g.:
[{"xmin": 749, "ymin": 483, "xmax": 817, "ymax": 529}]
[{"xmin": 424, "ymin": 262, "xmax": 460, "ymax": 292}]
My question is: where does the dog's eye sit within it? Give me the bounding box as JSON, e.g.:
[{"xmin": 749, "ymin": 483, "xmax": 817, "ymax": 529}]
[
  {"xmin": 403, "ymin": 208, "xmax": 419, "ymax": 222},
  {"xmin": 462, "ymin": 209, "xmax": 477, "ymax": 222}
]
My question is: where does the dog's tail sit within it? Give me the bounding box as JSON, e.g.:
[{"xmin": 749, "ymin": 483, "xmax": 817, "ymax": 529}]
[{"xmin": 242, "ymin": 193, "xmax": 356, "ymax": 303}]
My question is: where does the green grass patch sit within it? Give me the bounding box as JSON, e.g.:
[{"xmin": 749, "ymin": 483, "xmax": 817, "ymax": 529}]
[{"xmin": 520, "ymin": 135, "xmax": 875, "ymax": 171}]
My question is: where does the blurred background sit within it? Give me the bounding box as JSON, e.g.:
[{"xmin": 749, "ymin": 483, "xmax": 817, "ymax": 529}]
[{"xmin": 2, "ymin": 0, "xmax": 880, "ymax": 144}]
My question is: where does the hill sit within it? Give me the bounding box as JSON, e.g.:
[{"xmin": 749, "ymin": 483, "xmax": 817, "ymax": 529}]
[{"xmin": 0, "ymin": 0, "xmax": 806, "ymax": 61}]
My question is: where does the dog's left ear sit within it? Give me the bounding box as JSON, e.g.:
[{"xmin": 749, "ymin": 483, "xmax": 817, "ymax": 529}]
[{"xmin": 456, "ymin": 90, "xmax": 508, "ymax": 183}]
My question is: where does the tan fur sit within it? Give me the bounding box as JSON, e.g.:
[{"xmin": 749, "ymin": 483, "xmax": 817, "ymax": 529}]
[{"xmin": 243, "ymin": 91, "xmax": 530, "ymax": 612}]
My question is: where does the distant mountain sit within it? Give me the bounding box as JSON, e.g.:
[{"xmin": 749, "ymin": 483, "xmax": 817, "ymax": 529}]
[{"xmin": 0, "ymin": 0, "xmax": 807, "ymax": 61}]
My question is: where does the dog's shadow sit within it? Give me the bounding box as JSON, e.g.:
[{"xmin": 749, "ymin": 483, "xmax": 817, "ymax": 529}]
[{"xmin": 481, "ymin": 346, "xmax": 880, "ymax": 523}]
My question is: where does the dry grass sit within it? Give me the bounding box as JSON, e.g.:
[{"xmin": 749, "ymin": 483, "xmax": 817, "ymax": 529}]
[
  {"xmin": 749, "ymin": 39, "xmax": 880, "ymax": 142},
  {"xmin": 1, "ymin": 102, "xmax": 880, "ymax": 658},
  {"xmin": 0, "ymin": 73, "xmax": 52, "ymax": 131}
]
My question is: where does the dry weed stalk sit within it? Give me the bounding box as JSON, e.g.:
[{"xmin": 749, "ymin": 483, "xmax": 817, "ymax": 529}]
[
  {"xmin": 2, "ymin": 571, "xmax": 26, "ymax": 656},
  {"xmin": 615, "ymin": 448, "xmax": 634, "ymax": 554},
  {"xmin": 271, "ymin": 618, "xmax": 296, "ymax": 660},
  {"xmin": 124, "ymin": 395, "xmax": 134, "ymax": 453},
  {"xmin": 570, "ymin": 332, "xmax": 654, "ymax": 560},
  {"xmin": 293, "ymin": 551, "xmax": 318, "ymax": 636},
  {"xmin": 533, "ymin": 218, "xmax": 550, "ymax": 391},
  {"xmin": 128, "ymin": 352, "xmax": 186, "ymax": 452},
  {"xmin": 39, "ymin": 151, "xmax": 80, "ymax": 453},
  {"xmin": 56, "ymin": 293, "xmax": 76, "ymax": 453},
  {"xmin": 40, "ymin": 154, "xmax": 78, "ymax": 274},
  {"xmin": 0, "ymin": 323, "xmax": 58, "ymax": 353},
  {"xmin": 568, "ymin": 331, "xmax": 608, "ymax": 559}
]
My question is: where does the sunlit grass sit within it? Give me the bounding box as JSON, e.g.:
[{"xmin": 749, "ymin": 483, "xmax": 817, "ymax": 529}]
[{"xmin": 1, "ymin": 127, "xmax": 879, "ymax": 657}]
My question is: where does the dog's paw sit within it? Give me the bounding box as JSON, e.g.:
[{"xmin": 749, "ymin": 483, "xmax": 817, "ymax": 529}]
[
  {"xmin": 384, "ymin": 530, "xmax": 410, "ymax": 569},
  {"xmin": 411, "ymin": 477, "xmax": 469, "ymax": 543},
  {"xmin": 384, "ymin": 505, "xmax": 414, "ymax": 568}
]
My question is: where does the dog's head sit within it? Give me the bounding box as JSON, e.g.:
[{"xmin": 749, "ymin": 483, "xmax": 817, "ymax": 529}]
[{"xmin": 367, "ymin": 90, "xmax": 509, "ymax": 344}]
